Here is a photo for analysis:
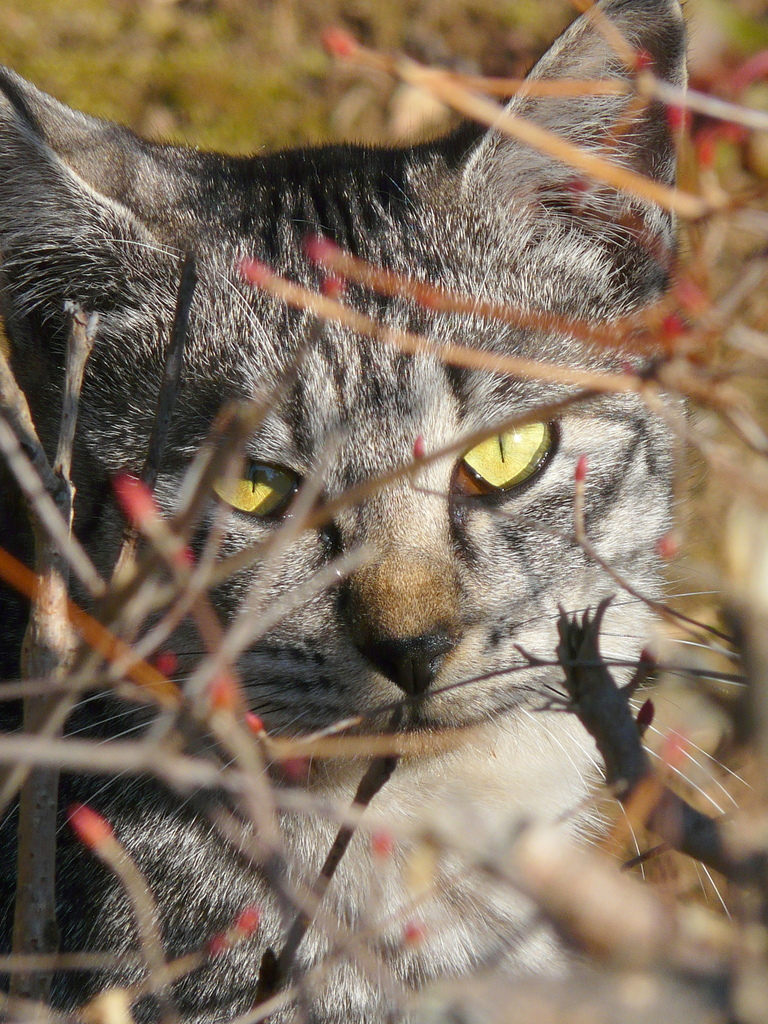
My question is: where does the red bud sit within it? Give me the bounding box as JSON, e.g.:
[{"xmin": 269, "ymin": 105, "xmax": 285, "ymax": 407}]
[
  {"xmin": 68, "ymin": 803, "xmax": 115, "ymax": 850},
  {"xmin": 403, "ymin": 921, "xmax": 426, "ymax": 946},
  {"xmin": 574, "ymin": 456, "xmax": 588, "ymax": 483},
  {"xmin": 154, "ymin": 651, "xmax": 178, "ymax": 677},
  {"xmin": 320, "ymin": 275, "xmax": 346, "ymax": 298},
  {"xmin": 245, "ymin": 712, "xmax": 266, "ymax": 735},
  {"xmin": 666, "ymin": 105, "xmax": 691, "ymax": 132},
  {"xmin": 210, "ymin": 673, "xmax": 240, "ymax": 711},
  {"xmin": 304, "ymin": 234, "xmax": 340, "ymax": 264},
  {"xmin": 239, "ymin": 259, "xmax": 273, "ymax": 287},
  {"xmin": 321, "ymin": 27, "xmax": 359, "ymax": 58},
  {"xmin": 235, "ymin": 906, "xmax": 261, "ymax": 936},
  {"xmin": 113, "ymin": 474, "xmax": 156, "ymax": 528},
  {"xmin": 567, "ymin": 177, "xmax": 588, "ymax": 194},
  {"xmin": 697, "ymin": 134, "xmax": 716, "ymax": 171},
  {"xmin": 371, "ymin": 830, "xmax": 395, "ymax": 859},
  {"xmin": 207, "ymin": 933, "xmax": 229, "ymax": 957},
  {"xmin": 665, "ymin": 312, "xmax": 686, "ymax": 335},
  {"xmin": 281, "ymin": 756, "xmax": 310, "ymax": 782},
  {"xmin": 656, "ymin": 532, "xmax": 680, "ymax": 560}
]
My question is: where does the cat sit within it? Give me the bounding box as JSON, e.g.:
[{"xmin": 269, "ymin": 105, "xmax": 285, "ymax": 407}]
[{"xmin": 0, "ymin": 0, "xmax": 685, "ymax": 1020}]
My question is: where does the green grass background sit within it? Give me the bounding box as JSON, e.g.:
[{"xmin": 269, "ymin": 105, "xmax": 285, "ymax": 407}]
[{"xmin": 1, "ymin": 0, "xmax": 764, "ymax": 156}]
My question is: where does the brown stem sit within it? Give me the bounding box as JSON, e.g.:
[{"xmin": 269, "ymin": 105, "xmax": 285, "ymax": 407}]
[
  {"xmin": 113, "ymin": 254, "xmax": 197, "ymax": 577},
  {"xmin": 555, "ymin": 599, "xmax": 756, "ymax": 883},
  {"xmin": 257, "ymin": 710, "xmax": 402, "ymax": 1004},
  {"xmin": 10, "ymin": 304, "xmax": 97, "ymax": 1001}
]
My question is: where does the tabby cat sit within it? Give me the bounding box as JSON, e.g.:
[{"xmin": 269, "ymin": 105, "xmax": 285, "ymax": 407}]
[{"xmin": 0, "ymin": 0, "xmax": 685, "ymax": 1019}]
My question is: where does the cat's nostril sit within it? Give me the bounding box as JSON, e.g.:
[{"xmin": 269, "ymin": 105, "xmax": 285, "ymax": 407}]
[{"xmin": 361, "ymin": 632, "xmax": 454, "ymax": 697}]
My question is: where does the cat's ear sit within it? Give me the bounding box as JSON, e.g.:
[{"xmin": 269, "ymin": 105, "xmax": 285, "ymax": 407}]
[
  {"xmin": 459, "ymin": 0, "xmax": 687, "ymax": 312},
  {"xmin": 0, "ymin": 68, "xmax": 182, "ymax": 378}
]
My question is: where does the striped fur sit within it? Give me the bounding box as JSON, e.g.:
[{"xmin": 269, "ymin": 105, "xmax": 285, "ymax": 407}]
[{"xmin": 0, "ymin": 0, "xmax": 685, "ymax": 1019}]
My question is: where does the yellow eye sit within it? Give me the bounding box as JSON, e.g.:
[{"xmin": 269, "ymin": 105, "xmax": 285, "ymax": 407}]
[
  {"xmin": 460, "ymin": 422, "xmax": 554, "ymax": 492},
  {"xmin": 213, "ymin": 462, "xmax": 298, "ymax": 516}
]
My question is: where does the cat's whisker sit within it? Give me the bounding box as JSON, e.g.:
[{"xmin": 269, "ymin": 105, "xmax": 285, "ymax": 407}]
[
  {"xmin": 644, "ymin": 747, "xmax": 728, "ymax": 815},
  {"xmin": 696, "ymin": 860, "xmax": 732, "ymax": 918},
  {"xmin": 115, "ymin": 237, "xmax": 186, "ymax": 260},
  {"xmin": 652, "ymin": 666, "xmax": 746, "ymax": 686},
  {"xmin": 643, "ymin": 724, "xmax": 739, "ymax": 809},
  {"xmin": 615, "ymin": 802, "xmax": 647, "ymax": 880},
  {"xmin": 664, "ymin": 637, "xmax": 740, "ymax": 662},
  {"xmin": 627, "ymin": 707, "xmax": 751, "ymax": 792},
  {"xmin": 517, "ymin": 705, "xmax": 602, "ymax": 785}
]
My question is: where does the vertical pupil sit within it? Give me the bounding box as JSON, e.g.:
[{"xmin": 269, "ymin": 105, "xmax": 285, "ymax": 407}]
[
  {"xmin": 498, "ymin": 435, "xmax": 506, "ymax": 463},
  {"xmin": 249, "ymin": 465, "xmax": 274, "ymax": 491}
]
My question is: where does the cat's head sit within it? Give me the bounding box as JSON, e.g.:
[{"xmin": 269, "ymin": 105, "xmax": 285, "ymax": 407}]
[{"xmin": 0, "ymin": 0, "xmax": 684, "ymax": 737}]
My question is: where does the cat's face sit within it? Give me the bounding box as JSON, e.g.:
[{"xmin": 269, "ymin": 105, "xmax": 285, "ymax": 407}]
[{"xmin": 0, "ymin": 0, "xmax": 685, "ymax": 738}]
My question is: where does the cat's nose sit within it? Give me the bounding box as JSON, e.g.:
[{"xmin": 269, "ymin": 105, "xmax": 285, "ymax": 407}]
[{"xmin": 361, "ymin": 631, "xmax": 454, "ymax": 697}]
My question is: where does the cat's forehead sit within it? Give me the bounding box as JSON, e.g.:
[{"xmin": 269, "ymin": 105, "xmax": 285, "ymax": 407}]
[
  {"xmin": 248, "ymin": 327, "xmax": 462, "ymax": 475},
  {"xmin": 232, "ymin": 313, "xmax": 568, "ymax": 484}
]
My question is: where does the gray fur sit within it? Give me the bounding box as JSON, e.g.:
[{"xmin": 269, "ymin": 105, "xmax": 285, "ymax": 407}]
[{"xmin": 0, "ymin": 0, "xmax": 685, "ymax": 1020}]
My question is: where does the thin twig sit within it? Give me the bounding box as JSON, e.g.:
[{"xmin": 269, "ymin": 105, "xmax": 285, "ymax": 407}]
[
  {"xmin": 554, "ymin": 599, "xmax": 757, "ymax": 883},
  {"xmin": 241, "ymin": 261, "xmax": 643, "ymax": 394},
  {"xmin": 69, "ymin": 808, "xmax": 177, "ymax": 1021},
  {"xmin": 10, "ymin": 304, "xmax": 97, "ymax": 1002},
  {"xmin": 333, "ymin": 41, "xmax": 715, "ymax": 218},
  {"xmin": 259, "ymin": 709, "xmax": 403, "ymax": 1002},
  {"xmin": 305, "ymin": 239, "xmax": 651, "ymax": 353},
  {"xmin": 113, "ymin": 254, "xmax": 197, "ymax": 576},
  {"xmin": 0, "ymin": 419, "xmax": 104, "ymax": 599}
]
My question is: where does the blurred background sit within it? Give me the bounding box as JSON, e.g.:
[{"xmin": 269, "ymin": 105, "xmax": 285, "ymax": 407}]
[{"xmin": 0, "ymin": 0, "xmax": 765, "ymax": 153}]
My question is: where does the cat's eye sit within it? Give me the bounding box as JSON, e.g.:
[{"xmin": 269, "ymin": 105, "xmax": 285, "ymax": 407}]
[
  {"xmin": 458, "ymin": 422, "xmax": 554, "ymax": 493},
  {"xmin": 213, "ymin": 462, "xmax": 298, "ymax": 517}
]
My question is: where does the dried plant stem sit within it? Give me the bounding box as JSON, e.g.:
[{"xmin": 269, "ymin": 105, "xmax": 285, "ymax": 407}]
[
  {"xmin": 10, "ymin": 306, "xmax": 98, "ymax": 1001},
  {"xmin": 0, "ymin": 952, "xmax": 143, "ymax": 975},
  {"xmin": 338, "ymin": 44, "xmax": 714, "ymax": 218},
  {"xmin": 0, "ymin": 547, "xmax": 180, "ymax": 707},
  {"xmin": 260, "ymin": 710, "xmax": 402, "ymax": 1001},
  {"xmin": 82, "ymin": 824, "xmax": 176, "ymax": 1018},
  {"xmin": 307, "ymin": 241, "xmax": 646, "ymax": 353},
  {"xmin": 110, "ymin": 491, "xmax": 293, "ymax": 910},
  {"xmin": 113, "ymin": 255, "xmax": 197, "ymax": 577},
  {"xmin": 242, "ymin": 263, "xmax": 640, "ymax": 393},
  {"xmin": 569, "ymin": 0, "xmax": 638, "ymax": 69},
  {"xmin": 555, "ymin": 599, "xmax": 751, "ymax": 883},
  {"xmin": 0, "ymin": 418, "xmax": 104, "ymax": 599},
  {"xmin": 55, "ymin": 305, "xmax": 99, "ymax": 486},
  {"xmin": 0, "ymin": 350, "xmax": 63, "ymax": 502},
  {"xmin": 442, "ymin": 72, "xmax": 630, "ymax": 98},
  {"xmin": 641, "ymin": 74, "xmax": 768, "ymax": 134}
]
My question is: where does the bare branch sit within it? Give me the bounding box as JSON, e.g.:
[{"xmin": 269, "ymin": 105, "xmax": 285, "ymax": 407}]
[
  {"xmin": 330, "ymin": 41, "xmax": 715, "ymax": 218},
  {"xmin": 10, "ymin": 303, "xmax": 98, "ymax": 1001},
  {"xmin": 266, "ymin": 708, "xmax": 403, "ymax": 997},
  {"xmin": 555, "ymin": 599, "xmax": 758, "ymax": 884},
  {"xmin": 113, "ymin": 254, "xmax": 197, "ymax": 577}
]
